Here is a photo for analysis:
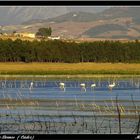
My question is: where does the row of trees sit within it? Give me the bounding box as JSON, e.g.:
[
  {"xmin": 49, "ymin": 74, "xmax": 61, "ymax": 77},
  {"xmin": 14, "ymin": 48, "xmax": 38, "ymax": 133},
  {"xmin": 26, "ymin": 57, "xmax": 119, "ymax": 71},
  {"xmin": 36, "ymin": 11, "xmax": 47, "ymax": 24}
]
[{"xmin": 0, "ymin": 39, "xmax": 140, "ymax": 63}]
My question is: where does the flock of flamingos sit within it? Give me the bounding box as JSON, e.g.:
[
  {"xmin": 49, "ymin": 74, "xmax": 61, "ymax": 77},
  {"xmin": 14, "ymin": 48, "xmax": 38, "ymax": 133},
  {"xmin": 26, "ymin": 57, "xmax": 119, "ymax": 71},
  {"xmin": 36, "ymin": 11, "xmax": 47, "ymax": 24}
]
[{"xmin": 29, "ymin": 81, "xmax": 116, "ymax": 92}]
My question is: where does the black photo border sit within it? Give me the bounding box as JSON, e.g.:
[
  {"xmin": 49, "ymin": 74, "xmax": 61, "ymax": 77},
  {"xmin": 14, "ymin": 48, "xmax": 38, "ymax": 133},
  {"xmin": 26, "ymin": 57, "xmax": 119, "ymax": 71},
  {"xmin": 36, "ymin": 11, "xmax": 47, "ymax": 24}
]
[{"xmin": 0, "ymin": 0, "xmax": 139, "ymax": 5}]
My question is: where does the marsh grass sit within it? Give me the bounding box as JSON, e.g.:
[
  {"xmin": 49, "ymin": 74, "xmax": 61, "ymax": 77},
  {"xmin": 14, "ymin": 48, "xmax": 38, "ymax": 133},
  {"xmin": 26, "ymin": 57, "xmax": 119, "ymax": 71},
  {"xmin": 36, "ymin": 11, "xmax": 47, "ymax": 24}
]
[
  {"xmin": 0, "ymin": 62, "xmax": 140, "ymax": 75},
  {"xmin": 0, "ymin": 102, "xmax": 140, "ymax": 134}
]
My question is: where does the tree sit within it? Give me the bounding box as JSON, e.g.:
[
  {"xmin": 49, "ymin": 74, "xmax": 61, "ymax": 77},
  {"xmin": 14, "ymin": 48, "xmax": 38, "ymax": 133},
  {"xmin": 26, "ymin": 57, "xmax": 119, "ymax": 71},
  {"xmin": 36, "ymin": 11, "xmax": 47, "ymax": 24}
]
[
  {"xmin": 36, "ymin": 27, "xmax": 52, "ymax": 37},
  {"xmin": 13, "ymin": 31, "xmax": 17, "ymax": 34}
]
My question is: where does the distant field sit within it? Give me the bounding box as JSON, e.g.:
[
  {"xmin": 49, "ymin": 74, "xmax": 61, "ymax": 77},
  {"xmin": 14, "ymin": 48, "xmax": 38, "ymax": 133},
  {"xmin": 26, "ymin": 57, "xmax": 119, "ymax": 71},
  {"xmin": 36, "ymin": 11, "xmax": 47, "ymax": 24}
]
[
  {"xmin": 0, "ymin": 36, "xmax": 138, "ymax": 43},
  {"xmin": 0, "ymin": 62, "xmax": 140, "ymax": 75},
  {"xmin": 0, "ymin": 36, "xmax": 38, "ymax": 41}
]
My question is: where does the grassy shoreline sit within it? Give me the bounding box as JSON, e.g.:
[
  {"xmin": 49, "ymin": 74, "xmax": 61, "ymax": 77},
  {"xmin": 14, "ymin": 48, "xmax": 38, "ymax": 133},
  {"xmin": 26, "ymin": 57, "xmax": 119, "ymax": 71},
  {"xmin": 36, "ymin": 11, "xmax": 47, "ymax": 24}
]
[{"xmin": 0, "ymin": 62, "xmax": 140, "ymax": 76}]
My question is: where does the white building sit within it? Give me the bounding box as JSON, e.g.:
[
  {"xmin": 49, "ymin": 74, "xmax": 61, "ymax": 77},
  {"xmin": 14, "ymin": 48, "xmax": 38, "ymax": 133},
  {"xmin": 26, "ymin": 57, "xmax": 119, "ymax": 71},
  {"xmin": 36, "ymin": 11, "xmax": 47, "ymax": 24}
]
[{"xmin": 48, "ymin": 36, "xmax": 60, "ymax": 40}]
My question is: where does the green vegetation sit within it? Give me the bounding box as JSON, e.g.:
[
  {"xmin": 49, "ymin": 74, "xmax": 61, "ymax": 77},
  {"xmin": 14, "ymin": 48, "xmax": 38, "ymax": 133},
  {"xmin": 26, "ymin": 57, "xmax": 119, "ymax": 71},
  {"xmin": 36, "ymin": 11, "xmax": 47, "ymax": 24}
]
[
  {"xmin": 0, "ymin": 39, "xmax": 140, "ymax": 63},
  {"xmin": 36, "ymin": 27, "xmax": 52, "ymax": 37}
]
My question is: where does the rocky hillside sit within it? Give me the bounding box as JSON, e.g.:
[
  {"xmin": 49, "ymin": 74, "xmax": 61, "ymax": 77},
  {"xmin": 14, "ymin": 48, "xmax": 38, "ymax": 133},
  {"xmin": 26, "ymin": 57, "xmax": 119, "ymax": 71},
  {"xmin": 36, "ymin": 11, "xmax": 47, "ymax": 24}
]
[
  {"xmin": 2, "ymin": 7, "xmax": 140, "ymax": 40},
  {"xmin": 0, "ymin": 7, "xmax": 107, "ymax": 25}
]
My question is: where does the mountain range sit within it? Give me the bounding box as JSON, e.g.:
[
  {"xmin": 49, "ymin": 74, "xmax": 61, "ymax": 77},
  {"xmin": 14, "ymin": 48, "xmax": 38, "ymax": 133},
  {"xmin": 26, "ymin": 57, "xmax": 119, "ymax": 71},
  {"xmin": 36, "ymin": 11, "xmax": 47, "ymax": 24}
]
[
  {"xmin": 0, "ymin": 7, "xmax": 108, "ymax": 25},
  {"xmin": 1, "ymin": 7, "xmax": 140, "ymax": 40}
]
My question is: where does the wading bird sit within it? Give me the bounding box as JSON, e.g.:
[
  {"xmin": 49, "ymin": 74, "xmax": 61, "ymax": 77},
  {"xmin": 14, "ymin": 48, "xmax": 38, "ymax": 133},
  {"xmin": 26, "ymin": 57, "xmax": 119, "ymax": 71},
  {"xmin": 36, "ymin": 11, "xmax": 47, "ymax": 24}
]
[
  {"xmin": 59, "ymin": 82, "xmax": 65, "ymax": 91},
  {"xmin": 108, "ymin": 82, "xmax": 115, "ymax": 91},
  {"xmin": 29, "ymin": 82, "xmax": 34, "ymax": 91},
  {"xmin": 80, "ymin": 83, "xmax": 86, "ymax": 92},
  {"xmin": 91, "ymin": 83, "xmax": 96, "ymax": 90}
]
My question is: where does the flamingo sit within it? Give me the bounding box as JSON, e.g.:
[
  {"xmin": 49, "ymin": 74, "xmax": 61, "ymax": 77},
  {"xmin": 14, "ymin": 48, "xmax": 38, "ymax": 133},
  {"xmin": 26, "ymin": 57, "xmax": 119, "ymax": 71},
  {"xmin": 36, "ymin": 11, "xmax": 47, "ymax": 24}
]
[
  {"xmin": 29, "ymin": 82, "xmax": 33, "ymax": 91},
  {"xmin": 91, "ymin": 83, "xmax": 96, "ymax": 90},
  {"xmin": 80, "ymin": 83, "xmax": 86, "ymax": 92},
  {"xmin": 59, "ymin": 82, "xmax": 65, "ymax": 91},
  {"xmin": 108, "ymin": 82, "xmax": 115, "ymax": 91}
]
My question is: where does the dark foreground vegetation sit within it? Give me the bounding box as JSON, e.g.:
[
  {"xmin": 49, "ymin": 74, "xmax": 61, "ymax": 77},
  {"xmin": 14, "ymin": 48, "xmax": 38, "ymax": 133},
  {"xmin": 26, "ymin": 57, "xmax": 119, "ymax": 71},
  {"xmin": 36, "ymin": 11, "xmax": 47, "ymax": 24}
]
[{"xmin": 0, "ymin": 39, "xmax": 140, "ymax": 63}]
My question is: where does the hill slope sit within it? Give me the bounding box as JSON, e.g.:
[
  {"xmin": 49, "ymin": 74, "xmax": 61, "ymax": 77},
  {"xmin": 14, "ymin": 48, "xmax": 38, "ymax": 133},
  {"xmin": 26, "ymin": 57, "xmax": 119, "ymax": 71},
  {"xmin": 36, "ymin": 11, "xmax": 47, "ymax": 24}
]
[
  {"xmin": 0, "ymin": 7, "xmax": 107, "ymax": 25},
  {"xmin": 2, "ymin": 7, "xmax": 140, "ymax": 40}
]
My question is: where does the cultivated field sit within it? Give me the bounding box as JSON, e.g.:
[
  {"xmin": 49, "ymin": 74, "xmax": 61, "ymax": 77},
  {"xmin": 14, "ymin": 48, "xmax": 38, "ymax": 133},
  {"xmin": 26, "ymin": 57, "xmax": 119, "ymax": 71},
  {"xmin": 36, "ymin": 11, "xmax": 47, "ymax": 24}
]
[{"xmin": 0, "ymin": 62, "xmax": 140, "ymax": 75}]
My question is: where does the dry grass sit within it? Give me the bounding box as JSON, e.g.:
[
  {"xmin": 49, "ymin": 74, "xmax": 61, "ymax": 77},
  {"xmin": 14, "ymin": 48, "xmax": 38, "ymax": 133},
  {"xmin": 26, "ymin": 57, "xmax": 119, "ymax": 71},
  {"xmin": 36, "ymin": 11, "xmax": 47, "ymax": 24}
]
[
  {"xmin": 0, "ymin": 62, "xmax": 140, "ymax": 75},
  {"xmin": 0, "ymin": 62, "xmax": 138, "ymax": 71},
  {"xmin": 0, "ymin": 35, "xmax": 138, "ymax": 43},
  {"xmin": 0, "ymin": 36, "xmax": 39, "ymax": 41}
]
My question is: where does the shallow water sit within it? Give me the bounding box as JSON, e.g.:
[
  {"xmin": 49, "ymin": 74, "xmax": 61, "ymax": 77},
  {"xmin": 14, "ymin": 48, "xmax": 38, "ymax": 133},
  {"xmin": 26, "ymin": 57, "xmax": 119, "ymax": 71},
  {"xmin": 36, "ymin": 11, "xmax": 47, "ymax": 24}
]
[
  {"xmin": 0, "ymin": 79, "xmax": 140, "ymax": 100},
  {"xmin": 0, "ymin": 77, "xmax": 140, "ymax": 134}
]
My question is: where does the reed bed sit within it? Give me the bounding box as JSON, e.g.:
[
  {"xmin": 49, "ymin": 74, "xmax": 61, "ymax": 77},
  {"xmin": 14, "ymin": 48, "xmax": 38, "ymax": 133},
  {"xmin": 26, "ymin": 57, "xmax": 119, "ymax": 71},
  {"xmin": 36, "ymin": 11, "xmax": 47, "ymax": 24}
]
[{"xmin": 0, "ymin": 96, "xmax": 140, "ymax": 134}]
